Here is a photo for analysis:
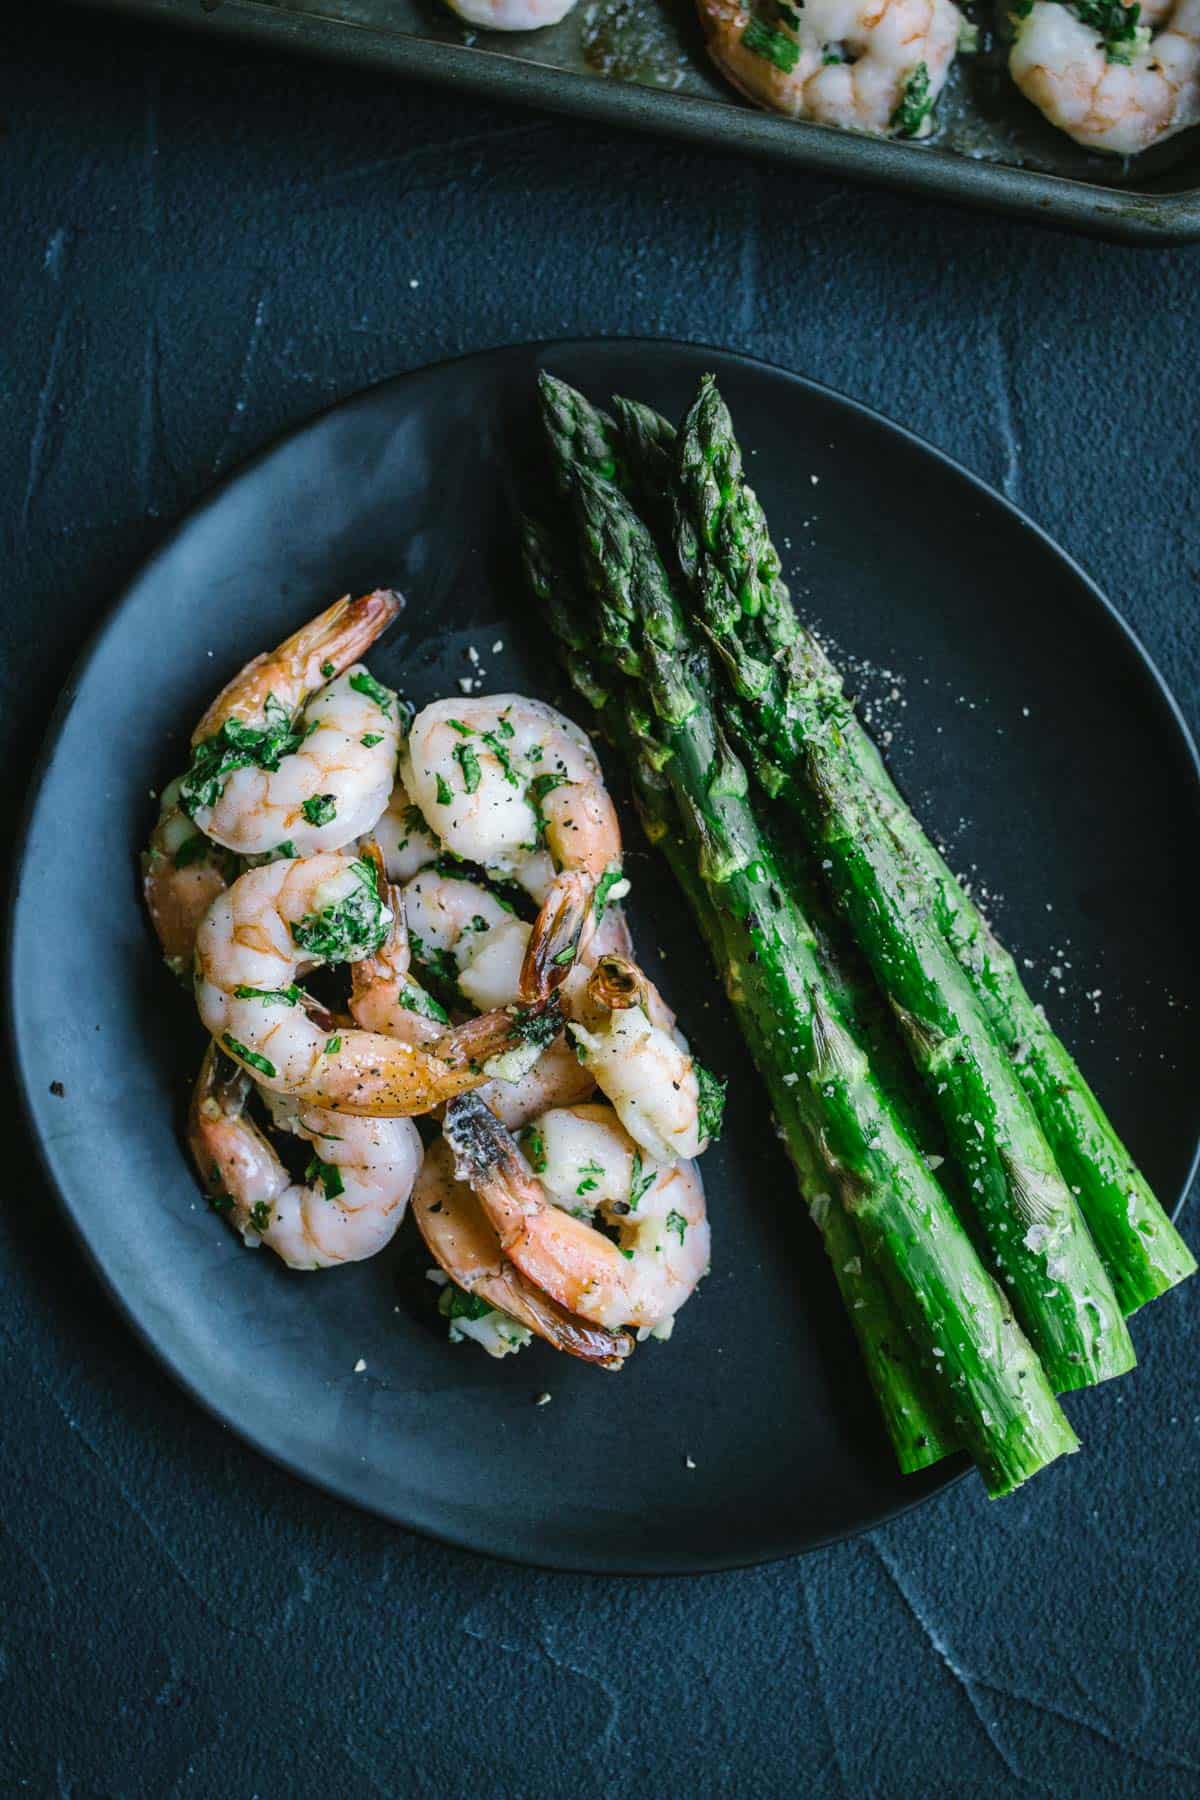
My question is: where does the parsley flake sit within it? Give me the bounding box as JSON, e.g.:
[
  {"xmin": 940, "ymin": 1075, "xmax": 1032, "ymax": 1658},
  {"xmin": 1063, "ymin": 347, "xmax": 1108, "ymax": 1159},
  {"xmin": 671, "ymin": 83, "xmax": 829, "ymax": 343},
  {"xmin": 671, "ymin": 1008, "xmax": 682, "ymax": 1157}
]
[
  {"xmin": 348, "ymin": 670, "xmax": 393, "ymax": 715},
  {"xmin": 301, "ymin": 793, "xmax": 338, "ymax": 827},
  {"xmin": 221, "ymin": 1034, "xmax": 278, "ymax": 1080},
  {"xmin": 305, "ymin": 1154, "xmax": 346, "ymax": 1202}
]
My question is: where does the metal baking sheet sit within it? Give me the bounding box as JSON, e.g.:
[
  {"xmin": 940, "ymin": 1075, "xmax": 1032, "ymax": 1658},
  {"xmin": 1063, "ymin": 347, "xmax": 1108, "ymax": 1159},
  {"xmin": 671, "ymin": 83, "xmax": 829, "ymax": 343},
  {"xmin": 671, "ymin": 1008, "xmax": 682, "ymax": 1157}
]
[{"xmin": 77, "ymin": 0, "xmax": 1200, "ymax": 240}]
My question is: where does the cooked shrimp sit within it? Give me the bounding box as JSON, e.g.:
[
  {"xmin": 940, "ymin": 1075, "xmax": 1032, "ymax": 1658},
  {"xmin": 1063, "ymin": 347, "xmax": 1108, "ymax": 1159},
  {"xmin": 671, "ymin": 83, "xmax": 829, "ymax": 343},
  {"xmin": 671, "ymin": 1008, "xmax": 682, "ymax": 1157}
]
[
  {"xmin": 1010, "ymin": 0, "xmax": 1200, "ymax": 152},
  {"xmin": 444, "ymin": 1095, "xmax": 710, "ymax": 1330},
  {"xmin": 412, "ymin": 1140, "xmax": 632, "ymax": 1367},
  {"xmin": 187, "ymin": 1043, "xmax": 422, "ymax": 1268},
  {"xmin": 194, "ymin": 853, "xmax": 560, "ymax": 1113},
  {"xmin": 697, "ymin": 0, "xmax": 961, "ymax": 137},
  {"xmin": 180, "ymin": 589, "xmax": 403, "ymax": 857},
  {"xmin": 142, "ymin": 776, "xmax": 238, "ymax": 976},
  {"xmin": 404, "ymin": 868, "xmax": 535, "ymax": 1012},
  {"xmin": 402, "ymin": 696, "xmax": 622, "ymax": 898},
  {"xmin": 440, "ymin": 0, "xmax": 578, "ymax": 27},
  {"xmin": 567, "ymin": 954, "xmax": 722, "ymax": 1163},
  {"xmin": 371, "ymin": 777, "xmax": 441, "ymax": 882}
]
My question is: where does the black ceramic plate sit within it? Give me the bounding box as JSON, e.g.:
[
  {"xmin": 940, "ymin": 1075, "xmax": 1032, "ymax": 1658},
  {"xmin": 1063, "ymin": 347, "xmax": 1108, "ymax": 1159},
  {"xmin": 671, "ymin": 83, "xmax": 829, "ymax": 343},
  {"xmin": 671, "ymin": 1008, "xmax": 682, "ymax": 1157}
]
[{"xmin": 11, "ymin": 341, "xmax": 1200, "ymax": 1574}]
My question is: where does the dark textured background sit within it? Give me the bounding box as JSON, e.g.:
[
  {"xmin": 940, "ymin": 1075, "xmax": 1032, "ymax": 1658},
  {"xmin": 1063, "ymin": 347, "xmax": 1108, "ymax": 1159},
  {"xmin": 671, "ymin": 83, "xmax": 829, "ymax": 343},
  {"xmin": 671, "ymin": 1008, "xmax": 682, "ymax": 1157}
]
[{"xmin": 3, "ymin": 8, "xmax": 1198, "ymax": 1795}]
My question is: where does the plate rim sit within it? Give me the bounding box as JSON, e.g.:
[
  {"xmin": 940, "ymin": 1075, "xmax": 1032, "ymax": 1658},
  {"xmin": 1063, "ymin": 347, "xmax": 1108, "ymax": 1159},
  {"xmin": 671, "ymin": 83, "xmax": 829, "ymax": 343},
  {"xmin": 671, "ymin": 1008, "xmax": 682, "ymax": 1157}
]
[{"xmin": 9, "ymin": 335, "xmax": 1199, "ymax": 1575}]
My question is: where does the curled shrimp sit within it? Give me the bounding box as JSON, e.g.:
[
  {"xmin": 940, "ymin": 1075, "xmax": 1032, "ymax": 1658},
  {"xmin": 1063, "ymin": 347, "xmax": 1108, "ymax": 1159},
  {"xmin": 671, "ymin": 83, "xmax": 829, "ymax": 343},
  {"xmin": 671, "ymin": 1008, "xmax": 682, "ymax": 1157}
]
[
  {"xmin": 567, "ymin": 954, "xmax": 722, "ymax": 1163},
  {"xmin": 401, "ymin": 695, "xmax": 622, "ymax": 900},
  {"xmin": 194, "ymin": 852, "xmax": 561, "ymax": 1113},
  {"xmin": 697, "ymin": 0, "xmax": 962, "ymax": 137},
  {"xmin": 403, "ymin": 867, "xmax": 537, "ymax": 1012},
  {"xmin": 439, "ymin": 0, "xmax": 579, "ymax": 27},
  {"xmin": 180, "ymin": 589, "xmax": 403, "ymax": 857},
  {"xmin": 187, "ymin": 1043, "xmax": 423, "ymax": 1268},
  {"xmin": 1010, "ymin": 0, "xmax": 1200, "ymax": 152},
  {"xmin": 142, "ymin": 775, "xmax": 239, "ymax": 977},
  {"xmin": 444, "ymin": 1095, "xmax": 710, "ymax": 1331},
  {"xmin": 412, "ymin": 1140, "xmax": 633, "ymax": 1367}
]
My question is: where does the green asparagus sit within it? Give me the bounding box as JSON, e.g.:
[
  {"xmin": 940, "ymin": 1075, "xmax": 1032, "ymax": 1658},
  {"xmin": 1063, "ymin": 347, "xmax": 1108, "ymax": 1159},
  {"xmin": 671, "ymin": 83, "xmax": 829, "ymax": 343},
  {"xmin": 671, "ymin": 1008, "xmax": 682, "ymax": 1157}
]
[
  {"xmin": 672, "ymin": 372, "xmax": 1194, "ymax": 1316},
  {"xmin": 536, "ymin": 432, "xmax": 1078, "ymax": 1495},
  {"xmin": 526, "ymin": 513, "xmax": 957, "ymax": 1473}
]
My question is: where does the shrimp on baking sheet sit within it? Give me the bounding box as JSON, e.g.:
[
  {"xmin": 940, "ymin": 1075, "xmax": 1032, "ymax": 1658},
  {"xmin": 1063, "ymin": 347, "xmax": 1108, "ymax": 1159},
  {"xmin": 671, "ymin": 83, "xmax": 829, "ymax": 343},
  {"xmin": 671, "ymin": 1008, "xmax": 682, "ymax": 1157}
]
[
  {"xmin": 444, "ymin": 1094, "xmax": 710, "ymax": 1332},
  {"xmin": 439, "ymin": 0, "xmax": 579, "ymax": 27},
  {"xmin": 193, "ymin": 853, "xmax": 561, "ymax": 1114},
  {"xmin": 696, "ymin": 0, "xmax": 962, "ymax": 137},
  {"xmin": 401, "ymin": 695, "xmax": 624, "ymax": 903},
  {"xmin": 411, "ymin": 1140, "xmax": 633, "ymax": 1367},
  {"xmin": 1010, "ymin": 0, "xmax": 1200, "ymax": 152},
  {"xmin": 188, "ymin": 1043, "xmax": 423, "ymax": 1269},
  {"xmin": 179, "ymin": 588, "xmax": 403, "ymax": 857}
]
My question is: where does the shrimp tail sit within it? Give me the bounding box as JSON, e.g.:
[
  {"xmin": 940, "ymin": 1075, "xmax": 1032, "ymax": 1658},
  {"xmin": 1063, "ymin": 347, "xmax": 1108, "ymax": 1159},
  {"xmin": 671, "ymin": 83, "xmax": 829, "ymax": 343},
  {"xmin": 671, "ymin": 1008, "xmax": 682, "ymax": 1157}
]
[
  {"xmin": 501, "ymin": 1278, "xmax": 634, "ymax": 1370},
  {"xmin": 443, "ymin": 1092, "xmax": 546, "ymax": 1252},
  {"xmin": 585, "ymin": 951, "xmax": 645, "ymax": 1013},
  {"xmin": 520, "ymin": 870, "xmax": 596, "ymax": 1001},
  {"xmin": 435, "ymin": 993, "xmax": 564, "ymax": 1077},
  {"xmin": 445, "ymin": 1091, "xmax": 527, "ymax": 1186},
  {"xmin": 192, "ymin": 588, "xmax": 403, "ymax": 741}
]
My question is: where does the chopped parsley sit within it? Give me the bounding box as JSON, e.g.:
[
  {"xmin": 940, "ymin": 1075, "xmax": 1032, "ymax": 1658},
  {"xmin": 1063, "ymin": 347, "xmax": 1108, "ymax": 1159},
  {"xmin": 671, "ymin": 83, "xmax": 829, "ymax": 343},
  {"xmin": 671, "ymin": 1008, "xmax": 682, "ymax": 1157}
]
[
  {"xmin": 398, "ymin": 984, "xmax": 450, "ymax": 1024},
  {"xmin": 435, "ymin": 773, "xmax": 453, "ymax": 807},
  {"xmin": 481, "ymin": 730, "xmax": 519, "ymax": 785},
  {"xmin": 301, "ymin": 793, "xmax": 338, "ymax": 827},
  {"xmin": 233, "ymin": 984, "xmax": 301, "ymax": 1006},
  {"xmin": 696, "ymin": 1061, "xmax": 727, "ymax": 1143},
  {"xmin": 348, "ymin": 670, "xmax": 393, "ymax": 715},
  {"xmin": 454, "ymin": 743, "xmax": 482, "ymax": 794},
  {"xmin": 495, "ymin": 717, "xmax": 515, "ymax": 739},
  {"xmin": 290, "ymin": 858, "xmax": 388, "ymax": 964},
  {"xmin": 361, "ymin": 732, "xmax": 384, "ymax": 748},
  {"xmin": 248, "ymin": 1200, "xmax": 273, "ymax": 1233},
  {"xmin": 666, "ymin": 1210, "xmax": 688, "ymax": 1245},
  {"xmin": 1072, "ymin": 0, "xmax": 1143, "ymax": 58},
  {"xmin": 529, "ymin": 771, "xmax": 567, "ymax": 803},
  {"xmin": 890, "ymin": 61, "xmax": 933, "ymax": 136},
  {"xmin": 552, "ymin": 945, "xmax": 577, "ymax": 966},
  {"xmin": 221, "ymin": 1034, "xmax": 277, "ymax": 1080},
  {"xmin": 305, "ymin": 1154, "xmax": 346, "ymax": 1202},
  {"xmin": 522, "ymin": 1125, "xmax": 548, "ymax": 1174},
  {"xmin": 593, "ymin": 866, "xmax": 626, "ymax": 917},
  {"xmin": 179, "ymin": 693, "xmax": 303, "ymax": 819},
  {"xmin": 173, "ymin": 833, "xmax": 211, "ymax": 869},
  {"xmin": 629, "ymin": 1151, "xmax": 655, "ymax": 1212},
  {"xmin": 741, "ymin": 14, "xmax": 800, "ymax": 71},
  {"xmin": 325, "ymin": 1035, "xmax": 343, "ymax": 1054},
  {"xmin": 506, "ymin": 1003, "xmax": 560, "ymax": 1050},
  {"xmin": 619, "ymin": 1247, "xmax": 634, "ymax": 1261},
  {"xmin": 447, "ymin": 718, "xmax": 474, "ymax": 736},
  {"xmin": 273, "ymin": 840, "xmax": 297, "ymax": 860},
  {"xmin": 208, "ymin": 1190, "xmax": 233, "ymax": 1214},
  {"xmin": 575, "ymin": 1158, "xmax": 604, "ymax": 1197},
  {"xmin": 407, "ymin": 931, "xmax": 461, "ymax": 991},
  {"xmin": 438, "ymin": 1283, "xmax": 493, "ymax": 1322},
  {"xmin": 320, "ymin": 660, "xmax": 335, "ymax": 679}
]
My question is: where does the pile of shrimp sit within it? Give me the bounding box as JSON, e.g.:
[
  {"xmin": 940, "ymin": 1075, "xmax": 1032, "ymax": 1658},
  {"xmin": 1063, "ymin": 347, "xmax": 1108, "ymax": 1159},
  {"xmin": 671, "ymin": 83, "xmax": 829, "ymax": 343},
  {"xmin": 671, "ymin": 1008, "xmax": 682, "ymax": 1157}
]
[{"xmin": 143, "ymin": 590, "xmax": 721, "ymax": 1370}]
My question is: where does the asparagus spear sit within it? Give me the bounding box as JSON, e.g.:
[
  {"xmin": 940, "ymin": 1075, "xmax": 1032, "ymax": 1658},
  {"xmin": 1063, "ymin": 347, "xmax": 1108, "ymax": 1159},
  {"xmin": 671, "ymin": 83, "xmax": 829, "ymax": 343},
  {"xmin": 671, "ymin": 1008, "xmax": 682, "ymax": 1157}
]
[
  {"xmin": 535, "ymin": 449, "xmax": 1077, "ymax": 1496},
  {"xmin": 670, "ymin": 373, "xmax": 1194, "ymax": 1316},
  {"xmin": 631, "ymin": 748, "xmax": 961, "ymax": 1475},
  {"xmin": 667, "ymin": 382, "xmax": 1135, "ymax": 1392},
  {"xmin": 525, "ymin": 514, "xmax": 957, "ymax": 1474}
]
